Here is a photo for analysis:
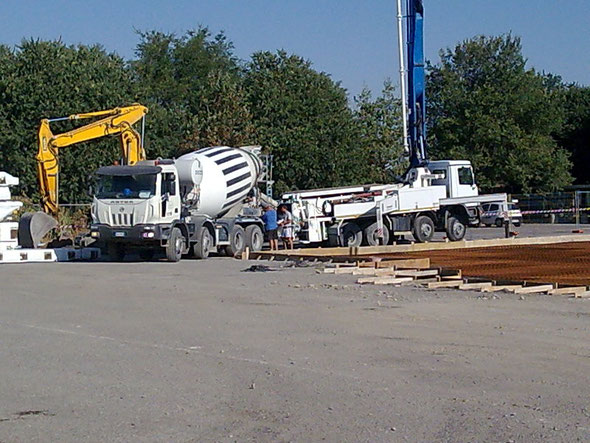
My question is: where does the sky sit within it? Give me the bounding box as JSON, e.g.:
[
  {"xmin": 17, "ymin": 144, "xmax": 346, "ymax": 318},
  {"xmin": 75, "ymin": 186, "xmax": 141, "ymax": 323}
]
[{"xmin": 0, "ymin": 0, "xmax": 588, "ymax": 99}]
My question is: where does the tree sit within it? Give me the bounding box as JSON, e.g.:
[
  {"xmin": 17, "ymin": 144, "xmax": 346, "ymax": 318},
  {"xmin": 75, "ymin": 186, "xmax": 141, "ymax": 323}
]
[
  {"xmin": 427, "ymin": 34, "xmax": 572, "ymax": 193},
  {"xmin": 132, "ymin": 28, "xmax": 254, "ymax": 158},
  {"xmin": 554, "ymin": 84, "xmax": 590, "ymax": 184},
  {"xmin": 353, "ymin": 81, "xmax": 405, "ymax": 183},
  {"xmin": 0, "ymin": 39, "xmax": 136, "ymax": 203},
  {"xmin": 245, "ymin": 50, "xmax": 359, "ymax": 195}
]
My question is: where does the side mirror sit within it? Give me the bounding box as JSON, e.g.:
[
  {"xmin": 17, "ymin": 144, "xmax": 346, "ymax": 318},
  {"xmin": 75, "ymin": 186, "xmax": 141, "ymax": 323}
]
[{"xmin": 87, "ymin": 185, "xmax": 94, "ymax": 196}]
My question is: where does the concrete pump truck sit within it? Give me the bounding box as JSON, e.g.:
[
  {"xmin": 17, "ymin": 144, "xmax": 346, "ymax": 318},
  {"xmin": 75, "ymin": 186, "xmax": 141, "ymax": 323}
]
[{"xmin": 282, "ymin": 0, "xmax": 508, "ymax": 247}]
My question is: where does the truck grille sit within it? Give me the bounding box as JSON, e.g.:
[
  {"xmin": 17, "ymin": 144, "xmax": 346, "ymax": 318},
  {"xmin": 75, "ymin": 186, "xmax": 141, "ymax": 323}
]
[{"xmin": 111, "ymin": 212, "xmax": 134, "ymax": 226}]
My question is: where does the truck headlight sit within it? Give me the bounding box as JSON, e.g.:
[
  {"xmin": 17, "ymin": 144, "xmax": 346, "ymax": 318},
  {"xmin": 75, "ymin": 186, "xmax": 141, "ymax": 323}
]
[{"xmin": 90, "ymin": 231, "xmax": 100, "ymax": 238}]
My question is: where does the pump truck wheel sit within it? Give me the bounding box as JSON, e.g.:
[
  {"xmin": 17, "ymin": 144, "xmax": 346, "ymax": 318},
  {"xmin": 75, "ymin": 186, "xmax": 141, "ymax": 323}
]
[
  {"xmin": 363, "ymin": 222, "xmax": 390, "ymax": 246},
  {"xmin": 413, "ymin": 215, "xmax": 435, "ymax": 243},
  {"xmin": 446, "ymin": 216, "xmax": 466, "ymax": 242},
  {"xmin": 166, "ymin": 227, "xmax": 184, "ymax": 262},
  {"xmin": 341, "ymin": 222, "xmax": 363, "ymax": 247}
]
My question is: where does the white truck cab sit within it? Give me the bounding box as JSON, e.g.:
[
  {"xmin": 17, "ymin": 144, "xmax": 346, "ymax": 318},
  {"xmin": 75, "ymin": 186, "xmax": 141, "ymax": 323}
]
[{"xmin": 427, "ymin": 160, "xmax": 478, "ymax": 199}]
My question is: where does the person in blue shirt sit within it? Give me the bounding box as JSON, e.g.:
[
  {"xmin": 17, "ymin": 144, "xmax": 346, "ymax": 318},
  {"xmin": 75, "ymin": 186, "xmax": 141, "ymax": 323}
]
[{"xmin": 261, "ymin": 204, "xmax": 278, "ymax": 250}]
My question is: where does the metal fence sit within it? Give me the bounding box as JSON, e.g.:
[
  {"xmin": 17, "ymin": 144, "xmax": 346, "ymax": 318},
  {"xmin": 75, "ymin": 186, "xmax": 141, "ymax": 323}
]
[{"xmin": 512, "ymin": 191, "xmax": 590, "ymax": 224}]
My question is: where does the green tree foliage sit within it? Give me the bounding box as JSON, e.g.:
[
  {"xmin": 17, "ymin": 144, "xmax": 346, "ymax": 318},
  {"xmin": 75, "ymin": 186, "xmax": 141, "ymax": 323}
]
[
  {"xmin": 132, "ymin": 28, "xmax": 254, "ymax": 158},
  {"xmin": 353, "ymin": 81, "xmax": 405, "ymax": 183},
  {"xmin": 245, "ymin": 50, "xmax": 360, "ymax": 194},
  {"xmin": 554, "ymin": 84, "xmax": 590, "ymax": 184},
  {"xmin": 427, "ymin": 34, "xmax": 572, "ymax": 193},
  {"xmin": 0, "ymin": 39, "xmax": 136, "ymax": 202}
]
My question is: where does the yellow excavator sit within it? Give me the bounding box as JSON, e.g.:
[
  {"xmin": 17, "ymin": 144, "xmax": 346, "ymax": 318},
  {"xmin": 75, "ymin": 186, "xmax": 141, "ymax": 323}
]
[{"xmin": 19, "ymin": 104, "xmax": 148, "ymax": 248}]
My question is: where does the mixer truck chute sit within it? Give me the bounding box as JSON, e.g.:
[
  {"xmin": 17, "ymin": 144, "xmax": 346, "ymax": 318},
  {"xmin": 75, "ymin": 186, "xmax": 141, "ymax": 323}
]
[{"xmin": 90, "ymin": 146, "xmax": 266, "ymax": 262}]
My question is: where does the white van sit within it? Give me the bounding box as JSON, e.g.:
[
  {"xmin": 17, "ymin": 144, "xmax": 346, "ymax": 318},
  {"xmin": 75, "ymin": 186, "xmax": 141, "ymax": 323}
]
[{"xmin": 481, "ymin": 202, "xmax": 523, "ymax": 227}]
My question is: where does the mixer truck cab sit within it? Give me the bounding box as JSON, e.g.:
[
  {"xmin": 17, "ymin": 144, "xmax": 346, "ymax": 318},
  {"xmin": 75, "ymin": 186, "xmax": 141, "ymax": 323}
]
[{"xmin": 90, "ymin": 146, "xmax": 266, "ymax": 262}]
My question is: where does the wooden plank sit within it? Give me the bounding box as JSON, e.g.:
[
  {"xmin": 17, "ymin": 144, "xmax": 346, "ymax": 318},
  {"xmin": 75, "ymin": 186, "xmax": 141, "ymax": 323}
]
[
  {"xmin": 333, "ymin": 267, "xmax": 360, "ymax": 275},
  {"xmin": 395, "ymin": 269, "xmax": 439, "ymax": 278},
  {"xmin": 377, "ymin": 258, "xmax": 431, "ymax": 269},
  {"xmin": 357, "ymin": 276, "xmax": 414, "ymax": 285},
  {"xmin": 512, "ymin": 284, "xmax": 554, "ymax": 294},
  {"xmin": 357, "ymin": 276, "xmax": 381, "ymax": 284},
  {"xmin": 481, "ymin": 285, "xmax": 522, "ymax": 293},
  {"xmin": 372, "ymin": 277, "xmax": 414, "ymax": 285},
  {"xmin": 548, "ymin": 286, "xmax": 588, "ymax": 296},
  {"xmin": 459, "ymin": 282, "xmax": 492, "ymax": 290},
  {"xmin": 426, "ymin": 280, "xmax": 463, "ymax": 289},
  {"xmin": 352, "ymin": 267, "xmax": 395, "ymax": 276}
]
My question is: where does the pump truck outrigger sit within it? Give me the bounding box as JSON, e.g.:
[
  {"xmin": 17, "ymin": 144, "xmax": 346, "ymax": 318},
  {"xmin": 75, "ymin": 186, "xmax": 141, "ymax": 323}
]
[
  {"xmin": 90, "ymin": 146, "xmax": 269, "ymax": 262},
  {"xmin": 18, "ymin": 104, "xmax": 148, "ymax": 249},
  {"xmin": 282, "ymin": 0, "xmax": 508, "ymax": 247}
]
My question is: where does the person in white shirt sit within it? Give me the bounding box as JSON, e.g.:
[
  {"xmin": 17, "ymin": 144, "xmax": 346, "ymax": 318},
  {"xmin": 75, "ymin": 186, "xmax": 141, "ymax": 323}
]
[{"xmin": 277, "ymin": 205, "xmax": 294, "ymax": 250}]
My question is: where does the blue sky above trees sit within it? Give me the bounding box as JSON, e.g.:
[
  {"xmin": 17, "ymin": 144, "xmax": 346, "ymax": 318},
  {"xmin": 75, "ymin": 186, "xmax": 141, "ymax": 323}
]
[{"xmin": 0, "ymin": 0, "xmax": 588, "ymax": 97}]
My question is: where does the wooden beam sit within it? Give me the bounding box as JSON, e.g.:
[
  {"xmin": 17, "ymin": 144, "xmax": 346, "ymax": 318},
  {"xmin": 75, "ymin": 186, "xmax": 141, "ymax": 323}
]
[
  {"xmin": 426, "ymin": 280, "xmax": 463, "ymax": 289},
  {"xmin": 481, "ymin": 285, "xmax": 523, "ymax": 293},
  {"xmin": 512, "ymin": 285, "xmax": 554, "ymax": 294},
  {"xmin": 459, "ymin": 282, "xmax": 493, "ymax": 290},
  {"xmin": 372, "ymin": 277, "xmax": 415, "ymax": 285},
  {"xmin": 548, "ymin": 287, "xmax": 588, "ymax": 296},
  {"xmin": 395, "ymin": 269, "xmax": 439, "ymax": 278},
  {"xmin": 357, "ymin": 276, "xmax": 414, "ymax": 285},
  {"xmin": 352, "ymin": 267, "xmax": 396, "ymax": 276}
]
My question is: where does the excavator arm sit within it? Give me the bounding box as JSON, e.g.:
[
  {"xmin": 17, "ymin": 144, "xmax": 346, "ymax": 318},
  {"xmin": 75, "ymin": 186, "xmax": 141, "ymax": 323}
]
[{"xmin": 37, "ymin": 104, "xmax": 147, "ymax": 215}]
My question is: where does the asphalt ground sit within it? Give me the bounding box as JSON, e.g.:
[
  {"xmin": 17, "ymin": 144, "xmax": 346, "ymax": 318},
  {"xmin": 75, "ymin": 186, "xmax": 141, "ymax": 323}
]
[{"xmin": 1, "ymin": 242, "xmax": 590, "ymax": 441}]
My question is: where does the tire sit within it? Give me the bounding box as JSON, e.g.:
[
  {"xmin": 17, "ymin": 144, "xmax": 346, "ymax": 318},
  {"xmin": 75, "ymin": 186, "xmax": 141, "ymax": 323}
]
[
  {"xmin": 412, "ymin": 215, "xmax": 435, "ymax": 243},
  {"xmin": 446, "ymin": 216, "xmax": 466, "ymax": 242},
  {"xmin": 138, "ymin": 249, "xmax": 155, "ymax": 261},
  {"xmin": 225, "ymin": 225, "xmax": 246, "ymax": 257},
  {"xmin": 341, "ymin": 222, "xmax": 362, "ymax": 247},
  {"xmin": 166, "ymin": 227, "xmax": 184, "ymax": 262},
  {"xmin": 245, "ymin": 225, "xmax": 264, "ymax": 252},
  {"xmin": 363, "ymin": 222, "xmax": 390, "ymax": 246},
  {"xmin": 193, "ymin": 227, "xmax": 212, "ymax": 259},
  {"xmin": 514, "ymin": 222, "xmax": 521, "ymax": 227},
  {"xmin": 107, "ymin": 243, "xmax": 126, "ymax": 261},
  {"xmin": 495, "ymin": 218, "xmax": 504, "ymax": 228}
]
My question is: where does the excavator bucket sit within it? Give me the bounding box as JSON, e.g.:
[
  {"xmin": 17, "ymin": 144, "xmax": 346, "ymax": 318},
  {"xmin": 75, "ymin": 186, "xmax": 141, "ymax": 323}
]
[{"xmin": 18, "ymin": 211, "xmax": 58, "ymax": 249}]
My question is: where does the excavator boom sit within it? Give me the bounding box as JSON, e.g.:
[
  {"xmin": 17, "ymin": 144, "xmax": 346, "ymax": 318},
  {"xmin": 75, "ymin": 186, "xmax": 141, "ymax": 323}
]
[{"xmin": 37, "ymin": 104, "xmax": 147, "ymax": 215}]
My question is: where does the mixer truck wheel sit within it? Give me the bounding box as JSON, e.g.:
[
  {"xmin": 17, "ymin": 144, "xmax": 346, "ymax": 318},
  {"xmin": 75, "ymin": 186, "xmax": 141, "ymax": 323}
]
[
  {"xmin": 193, "ymin": 228, "xmax": 212, "ymax": 259},
  {"xmin": 166, "ymin": 227, "xmax": 184, "ymax": 262},
  {"xmin": 245, "ymin": 225, "xmax": 264, "ymax": 252},
  {"xmin": 225, "ymin": 225, "xmax": 246, "ymax": 257}
]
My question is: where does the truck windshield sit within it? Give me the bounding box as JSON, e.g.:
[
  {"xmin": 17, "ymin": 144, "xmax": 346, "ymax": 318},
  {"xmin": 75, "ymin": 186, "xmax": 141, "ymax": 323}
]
[{"xmin": 96, "ymin": 174, "xmax": 157, "ymax": 199}]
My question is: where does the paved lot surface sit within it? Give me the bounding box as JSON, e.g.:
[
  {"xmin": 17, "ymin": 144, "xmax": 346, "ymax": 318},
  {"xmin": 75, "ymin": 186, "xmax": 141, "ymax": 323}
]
[{"xmin": 1, "ymin": 250, "xmax": 590, "ymax": 441}]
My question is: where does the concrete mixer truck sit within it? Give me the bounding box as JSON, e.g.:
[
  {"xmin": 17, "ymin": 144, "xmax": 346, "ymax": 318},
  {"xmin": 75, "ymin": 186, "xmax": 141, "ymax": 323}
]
[{"xmin": 89, "ymin": 146, "xmax": 268, "ymax": 262}]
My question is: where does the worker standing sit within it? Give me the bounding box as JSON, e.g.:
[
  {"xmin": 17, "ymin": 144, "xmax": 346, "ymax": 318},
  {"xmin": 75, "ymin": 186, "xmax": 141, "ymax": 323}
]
[
  {"xmin": 261, "ymin": 204, "xmax": 279, "ymax": 251},
  {"xmin": 278, "ymin": 204, "xmax": 294, "ymax": 250}
]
